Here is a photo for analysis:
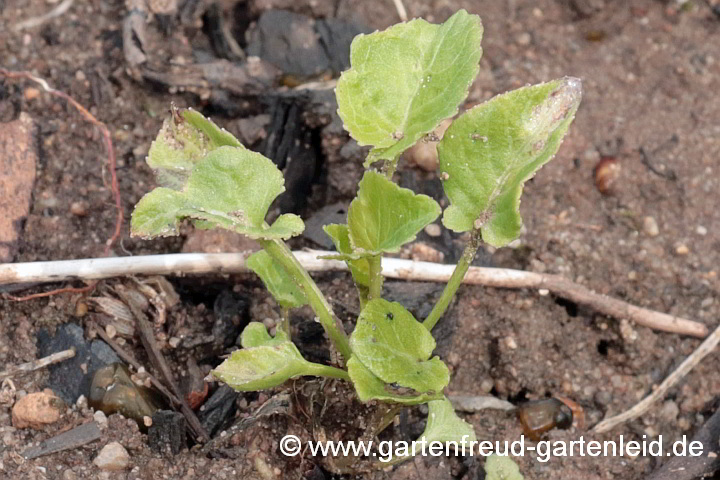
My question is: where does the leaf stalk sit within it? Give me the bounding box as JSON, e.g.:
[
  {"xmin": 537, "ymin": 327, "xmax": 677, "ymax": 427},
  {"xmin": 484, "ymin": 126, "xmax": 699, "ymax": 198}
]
[
  {"xmin": 367, "ymin": 254, "xmax": 384, "ymax": 300},
  {"xmin": 260, "ymin": 239, "xmax": 352, "ymax": 361},
  {"xmin": 423, "ymin": 228, "xmax": 482, "ymax": 330}
]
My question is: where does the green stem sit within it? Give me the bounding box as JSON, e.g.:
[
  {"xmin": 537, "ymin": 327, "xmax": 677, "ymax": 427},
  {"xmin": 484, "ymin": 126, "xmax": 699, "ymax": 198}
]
[
  {"xmin": 260, "ymin": 239, "xmax": 352, "ymax": 361},
  {"xmin": 306, "ymin": 362, "xmax": 351, "ymax": 381},
  {"xmin": 367, "ymin": 254, "xmax": 384, "ymax": 300},
  {"xmin": 355, "ymin": 284, "xmax": 369, "ymax": 310},
  {"xmin": 382, "ymin": 159, "xmax": 397, "ymax": 179},
  {"xmin": 422, "ymin": 229, "xmax": 482, "ymax": 331},
  {"xmin": 371, "ymin": 404, "xmax": 403, "ymax": 437},
  {"xmin": 280, "ymin": 307, "xmax": 291, "ymax": 339}
]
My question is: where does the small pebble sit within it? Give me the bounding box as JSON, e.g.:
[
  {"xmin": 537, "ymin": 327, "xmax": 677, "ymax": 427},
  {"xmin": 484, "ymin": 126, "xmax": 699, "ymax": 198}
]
[
  {"xmin": 504, "ymin": 336, "xmax": 518, "ymax": 350},
  {"xmin": 642, "ymin": 216, "xmax": 659, "ymax": 237},
  {"xmin": 24, "ymin": 87, "xmax": 41, "ymax": 100},
  {"xmin": 409, "ymin": 242, "xmax": 444, "ymax": 263},
  {"xmin": 480, "ymin": 379, "xmax": 494, "ymax": 393},
  {"xmin": 105, "ymin": 324, "xmax": 117, "ymax": 339},
  {"xmin": 94, "ymin": 442, "xmax": 130, "ymax": 471},
  {"xmin": 63, "ymin": 470, "xmax": 78, "ymax": 480},
  {"xmin": 74, "ymin": 301, "xmax": 88, "ymax": 317},
  {"xmin": 12, "ymin": 390, "xmax": 65, "ymax": 429},
  {"xmin": 93, "ymin": 410, "xmax": 108, "ymax": 426},
  {"xmin": 696, "ymin": 225, "xmax": 707, "ymax": 236},
  {"xmin": 675, "ymin": 243, "xmax": 690, "ymax": 256},
  {"xmin": 424, "ymin": 223, "xmax": 442, "ymax": 237},
  {"xmin": 516, "ymin": 32, "xmax": 532, "ymax": 46},
  {"xmin": 70, "ymin": 201, "xmax": 88, "ymax": 217},
  {"xmin": 619, "ymin": 319, "xmax": 637, "ymax": 343},
  {"xmin": 594, "ymin": 157, "xmax": 621, "ymax": 194},
  {"xmin": 660, "ymin": 400, "xmax": 679, "ymax": 421},
  {"xmin": 594, "ymin": 391, "xmax": 612, "ymax": 407}
]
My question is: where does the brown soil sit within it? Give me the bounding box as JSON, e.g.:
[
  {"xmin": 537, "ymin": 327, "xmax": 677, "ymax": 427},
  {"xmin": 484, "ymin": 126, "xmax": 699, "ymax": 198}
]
[{"xmin": 1, "ymin": 0, "xmax": 719, "ymax": 479}]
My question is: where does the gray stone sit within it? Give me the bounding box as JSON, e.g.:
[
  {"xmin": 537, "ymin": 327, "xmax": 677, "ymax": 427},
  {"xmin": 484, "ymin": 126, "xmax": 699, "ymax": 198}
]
[{"xmin": 36, "ymin": 323, "xmax": 120, "ymax": 404}]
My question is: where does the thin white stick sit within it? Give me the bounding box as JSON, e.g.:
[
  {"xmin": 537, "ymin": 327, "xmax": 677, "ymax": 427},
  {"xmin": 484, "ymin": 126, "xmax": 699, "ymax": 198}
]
[
  {"xmin": 13, "ymin": 0, "xmax": 75, "ymax": 32},
  {"xmin": 593, "ymin": 321, "xmax": 720, "ymax": 433},
  {"xmin": 0, "ymin": 348, "xmax": 76, "ymax": 379},
  {"xmin": 0, "ymin": 251, "xmax": 708, "ymax": 338},
  {"xmin": 392, "ymin": 0, "xmax": 408, "ymax": 22}
]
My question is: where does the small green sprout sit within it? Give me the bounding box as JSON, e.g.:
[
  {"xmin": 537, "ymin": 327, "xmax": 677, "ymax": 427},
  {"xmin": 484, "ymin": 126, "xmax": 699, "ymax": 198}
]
[{"xmin": 131, "ymin": 9, "xmax": 580, "ymax": 473}]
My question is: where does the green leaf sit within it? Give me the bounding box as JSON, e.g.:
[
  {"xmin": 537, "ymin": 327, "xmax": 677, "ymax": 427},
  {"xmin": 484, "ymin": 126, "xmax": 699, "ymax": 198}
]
[
  {"xmin": 247, "ymin": 251, "xmax": 308, "ymax": 308},
  {"xmin": 323, "ymin": 224, "xmax": 370, "ymax": 287},
  {"xmin": 214, "ymin": 323, "xmax": 328, "ymax": 391},
  {"xmin": 347, "ymin": 171, "xmax": 440, "ymax": 254},
  {"xmin": 131, "ymin": 146, "xmax": 304, "ymax": 240},
  {"xmin": 183, "ymin": 109, "xmax": 243, "ymax": 149},
  {"xmin": 130, "ymin": 188, "xmax": 188, "ymax": 238},
  {"xmin": 350, "ymin": 299, "xmax": 450, "ymax": 394},
  {"xmin": 484, "ymin": 455, "xmax": 524, "ymax": 480},
  {"xmin": 240, "ymin": 321, "xmax": 289, "ymax": 348},
  {"xmin": 212, "ymin": 343, "xmax": 309, "ymax": 391},
  {"xmin": 336, "ymin": 10, "xmax": 483, "ymax": 166},
  {"xmin": 420, "ymin": 397, "xmax": 477, "ymax": 445},
  {"xmin": 438, "ymin": 77, "xmax": 582, "ymax": 247},
  {"xmin": 147, "ymin": 108, "xmax": 243, "ymax": 190},
  {"xmin": 347, "ymin": 356, "xmax": 443, "ymax": 405},
  {"xmin": 185, "ymin": 146, "xmax": 284, "ymax": 228}
]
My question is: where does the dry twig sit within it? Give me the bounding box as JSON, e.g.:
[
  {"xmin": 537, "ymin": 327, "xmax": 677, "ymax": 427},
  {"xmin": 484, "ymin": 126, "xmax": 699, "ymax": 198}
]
[
  {"xmin": 0, "ymin": 252, "xmax": 708, "ymax": 338},
  {"xmin": 593, "ymin": 321, "xmax": 720, "ymax": 433},
  {"xmin": 0, "ymin": 349, "xmax": 75, "ymax": 380},
  {"xmin": 13, "ymin": 0, "xmax": 75, "ymax": 32},
  {"xmin": 114, "ymin": 285, "xmax": 209, "ymax": 442}
]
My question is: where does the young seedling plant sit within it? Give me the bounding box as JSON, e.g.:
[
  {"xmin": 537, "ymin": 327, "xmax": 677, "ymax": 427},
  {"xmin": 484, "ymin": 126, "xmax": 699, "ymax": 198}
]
[{"xmin": 131, "ymin": 9, "xmax": 581, "ymax": 476}]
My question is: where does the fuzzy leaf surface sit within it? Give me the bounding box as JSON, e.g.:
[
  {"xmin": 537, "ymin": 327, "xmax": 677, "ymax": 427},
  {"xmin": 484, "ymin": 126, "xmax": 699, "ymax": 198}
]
[
  {"xmin": 247, "ymin": 251, "xmax": 308, "ymax": 308},
  {"xmin": 323, "ymin": 224, "xmax": 370, "ymax": 287},
  {"xmin": 419, "ymin": 397, "xmax": 477, "ymax": 448},
  {"xmin": 214, "ymin": 324, "xmax": 323, "ymax": 391},
  {"xmin": 347, "ymin": 356, "xmax": 443, "ymax": 404},
  {"xmin": 348, "ymin": 171, "xmax": 440, "ymax": 254},
  {"xmin": 336, "ymin": 10, "xmax": 483, "ymax": 165},
  {"xmin": 147, "ymin": 109, "xmax": 242, "ymax": 190},
  {"xmin": 438, "ymin": 77, "xmax": 582, "ymax": 246},
  {"xmin": 131, "ymin": 146, "xmax": 304, "ymax": 240},
  {"xmin": 350, "ymin": 299, "xmax": 449, "ymax": 394},
  {"xmin": 130, "ymin": 188, "xmax": 188, "ymax": 238},
  {"xmin": 484, "ymin": 455, "xmax": 524, "ymax": 480},
  {"xmin": 240, "ymin": 321, "xmax": 290, "ymax": 348}
]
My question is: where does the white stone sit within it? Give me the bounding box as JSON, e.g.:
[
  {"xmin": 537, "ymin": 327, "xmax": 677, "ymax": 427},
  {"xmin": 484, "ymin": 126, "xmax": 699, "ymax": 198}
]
[
  {"xmin": 93, "ymin": 410, "xmax": 107, "ymax": 427},
  {"xmin": 93, "ymin": 442, "xmax": 130, "ymax": 471}
]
